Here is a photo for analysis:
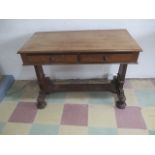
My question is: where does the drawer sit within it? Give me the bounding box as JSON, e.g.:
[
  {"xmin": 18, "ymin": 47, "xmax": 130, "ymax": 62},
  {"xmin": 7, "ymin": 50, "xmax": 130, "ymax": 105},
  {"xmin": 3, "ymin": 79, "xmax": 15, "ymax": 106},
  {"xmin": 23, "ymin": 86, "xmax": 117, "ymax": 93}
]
[
  {"xmin": 79, "ymin": 53, "xmax": 138, "ymax": 63},
  {"xmin": 79, "ymin": 54, "xmax": 106, "ymax": 63},
  {"xmin": 108, "ymin": 53, "xmax": 138, "ymax": 63},
  {"xmin": 22, "ymin": 54, "xmax": 78, "ymax": 65},
  {"xmin": 26, "ymin": 55, "xmax": 50, "ymax": 64},
  {"xmin": 51, "ymin": 55, "xmax": 77, "ymax": 64},
  {"xmin": 21, "ymin": 52, "xmax": 138, "ymax": 65}
]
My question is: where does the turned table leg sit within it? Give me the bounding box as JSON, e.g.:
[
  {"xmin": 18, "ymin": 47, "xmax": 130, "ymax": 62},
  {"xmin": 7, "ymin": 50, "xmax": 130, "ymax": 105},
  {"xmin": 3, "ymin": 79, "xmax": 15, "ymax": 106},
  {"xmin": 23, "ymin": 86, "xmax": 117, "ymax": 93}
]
[
  {"xmin": 114, "ymin": 64, "xmax": 128, "ymax": 109},
  {"xmin": 34, "ymin": 65, "xmax": 48, "ymax": 109}
]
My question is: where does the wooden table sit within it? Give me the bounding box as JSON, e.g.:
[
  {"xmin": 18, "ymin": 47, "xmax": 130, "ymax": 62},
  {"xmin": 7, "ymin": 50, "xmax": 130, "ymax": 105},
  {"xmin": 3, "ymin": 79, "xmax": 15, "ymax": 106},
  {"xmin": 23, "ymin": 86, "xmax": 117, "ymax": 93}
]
[{"xmin": 18, "ymin": 29, "xmax": 142, "ymax": 109}]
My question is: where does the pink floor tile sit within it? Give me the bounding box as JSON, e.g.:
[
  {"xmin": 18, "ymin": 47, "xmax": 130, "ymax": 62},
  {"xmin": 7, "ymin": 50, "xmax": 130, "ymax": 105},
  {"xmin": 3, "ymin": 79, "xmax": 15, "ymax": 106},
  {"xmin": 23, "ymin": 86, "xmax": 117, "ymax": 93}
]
[
  {"xmin": 115, "ymin": 106, "xmax": 146, "ymax": 129},
  {"xmin": 9, "ymin": 102, "xmax": 37, "ymax": 123},
  {"xmin": 61, "ymin": 104, "xmax": 88, "ymax": 126}
]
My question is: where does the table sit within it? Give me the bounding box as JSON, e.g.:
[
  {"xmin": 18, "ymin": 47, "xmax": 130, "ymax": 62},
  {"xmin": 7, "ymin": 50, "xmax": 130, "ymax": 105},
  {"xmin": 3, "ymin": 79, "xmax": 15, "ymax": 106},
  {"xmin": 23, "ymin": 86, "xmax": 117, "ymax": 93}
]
[{"xmin": 18, "ymin": 29, "xmax": 142, "ymax": 109}]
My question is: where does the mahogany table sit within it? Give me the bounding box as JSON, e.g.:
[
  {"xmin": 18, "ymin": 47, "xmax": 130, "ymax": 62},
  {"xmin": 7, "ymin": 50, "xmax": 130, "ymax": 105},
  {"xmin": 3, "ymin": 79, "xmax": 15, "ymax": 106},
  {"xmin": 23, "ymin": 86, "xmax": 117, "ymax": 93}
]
[{"xmin": 18, "ymin": 29, "xmax": 142, "ymax": 109}]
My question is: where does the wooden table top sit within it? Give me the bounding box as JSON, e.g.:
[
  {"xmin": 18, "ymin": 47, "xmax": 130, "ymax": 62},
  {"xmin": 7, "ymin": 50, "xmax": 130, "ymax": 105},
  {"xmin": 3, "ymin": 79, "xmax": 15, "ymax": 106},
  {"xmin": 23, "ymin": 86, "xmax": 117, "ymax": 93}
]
[{"xmin": 18, "ymin": 29, "xmax": 142, "ymax": 54}]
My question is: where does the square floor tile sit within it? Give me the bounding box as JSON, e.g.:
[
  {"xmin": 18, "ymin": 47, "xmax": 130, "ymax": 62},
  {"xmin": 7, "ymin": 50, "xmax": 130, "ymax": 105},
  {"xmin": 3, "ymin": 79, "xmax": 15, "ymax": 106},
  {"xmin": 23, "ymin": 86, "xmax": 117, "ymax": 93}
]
[
  {"xmin": 149, "ymin": 130, "xmax": 155, "ymax": 135},
  {"xmin": 1, "ymin": 123, "xmax": 31, "ymax": 135},
  {"xmin": 135, "ymin": 90, "xmax": 155, "ymax": 106},
  {"xmin": 89, "ymin": 92, "xmax": 114, "ymax": 105},
  {"xmin": 88, "ymin": 104, "xmax": 117, "ymax": 128},
  {"xmin": 0, "ymin": 103, "xmax": 17, "ymax": 121},
  {"xmin": 115, "ymin": 106, "xmax": 146, "ymax": 129},
  {"xmin": 88, "ymin": 127, "xmax": 117, "ymax": 135},
  {"xmin": 125, "ymin": 89, "xmax": 138, "ymax": 106},
  {"xmin": 118, "ymin": 129, "xmax": 148, "ymax": 135},
  {"xmin": 142, "ymin": 107, "xmax": 155, "ymax": 130},
  {"xmin": 3, "ymin": 92, "xmax": 22, "ymax": 103},
  {"xmin": 65, "ymin": 92, "xmax": 89, "ymax": 104},
  {"xmin": 59, "ymin": 125, "xmax": 88, "ymax": 135},
  {"xmin": 34, "ymin": 104, "xmax": 63, "ymax": 124},
  {"xmin": 61, "ymin": 104, "xmax": 88, "ymax": 126},
  {"xmin": 46, "ymin": 93, "xmax": 66, "ymax": 104},
  {"xmin": 9, "ymin": 102, "xmax": 37, "ymax": 123},
  {"xmin": 131, "ymin": 80, "xmax": 155, "ymax": 90},
  {"xmin": 29, "ymin": 123, "xmax": 59, "ymax": 135}
]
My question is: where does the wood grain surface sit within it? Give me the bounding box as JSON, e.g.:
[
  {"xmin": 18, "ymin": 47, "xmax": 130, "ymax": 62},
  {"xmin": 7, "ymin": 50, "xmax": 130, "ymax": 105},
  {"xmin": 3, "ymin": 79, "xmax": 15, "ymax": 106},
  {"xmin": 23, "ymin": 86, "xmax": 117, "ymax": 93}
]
[{"xmin": 18, "ymin": 29, "xmax": 142, "ymax": 53}]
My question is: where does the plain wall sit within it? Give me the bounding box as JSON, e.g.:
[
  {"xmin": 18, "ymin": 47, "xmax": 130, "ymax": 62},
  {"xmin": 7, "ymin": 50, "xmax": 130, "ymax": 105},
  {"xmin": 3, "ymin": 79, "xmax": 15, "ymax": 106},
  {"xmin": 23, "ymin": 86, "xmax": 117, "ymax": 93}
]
[{"xmin": 0, "ymin": 19, "xmax": 155, "ymax": 80}]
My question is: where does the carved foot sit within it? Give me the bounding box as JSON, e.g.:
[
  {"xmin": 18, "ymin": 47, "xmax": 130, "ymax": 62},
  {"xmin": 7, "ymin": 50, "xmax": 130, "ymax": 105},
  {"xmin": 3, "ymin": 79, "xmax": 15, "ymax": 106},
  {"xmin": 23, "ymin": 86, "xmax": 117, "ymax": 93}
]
[
  {"xmin": 37, "ymin": 101, "xmax": 47, "ymax": 109},
  {"xmin": 116, "ymin": 101, "xmax": 126, "ymax": 109},
  {"xmin": 115, "ymin": 90, "xmax": 126, "ymax": 109},
  {"xmin": 37, "ymin": 91, "xmax": 47, "ymax": 109},
  {"xmin": 113, "ymin": 75, "xmax": 127, "ymax": 109}
]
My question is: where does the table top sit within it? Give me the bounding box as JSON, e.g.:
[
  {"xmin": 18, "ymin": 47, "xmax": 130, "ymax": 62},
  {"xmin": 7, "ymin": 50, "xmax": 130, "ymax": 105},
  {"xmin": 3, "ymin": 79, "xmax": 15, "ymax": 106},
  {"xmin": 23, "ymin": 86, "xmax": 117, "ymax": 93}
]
[{"xmin": 18, "ymin": 29, "xmax": 142, "ymax": 54}]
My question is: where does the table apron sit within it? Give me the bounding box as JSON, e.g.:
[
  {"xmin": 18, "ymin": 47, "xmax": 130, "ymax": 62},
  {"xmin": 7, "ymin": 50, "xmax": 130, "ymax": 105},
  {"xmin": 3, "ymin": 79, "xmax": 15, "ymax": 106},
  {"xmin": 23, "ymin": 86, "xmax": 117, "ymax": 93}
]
[{"xmin": 20, "ymin": 52, "xmax": 139, "ymax": 65}]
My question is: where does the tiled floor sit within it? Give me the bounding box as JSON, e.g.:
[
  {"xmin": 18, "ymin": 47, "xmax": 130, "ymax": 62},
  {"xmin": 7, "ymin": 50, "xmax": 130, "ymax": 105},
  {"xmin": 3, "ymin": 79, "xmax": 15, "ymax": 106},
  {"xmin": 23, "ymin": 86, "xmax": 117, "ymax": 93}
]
[{"xmin": 0, "ymin": 79, "xmax": 155, "ymax": 135}]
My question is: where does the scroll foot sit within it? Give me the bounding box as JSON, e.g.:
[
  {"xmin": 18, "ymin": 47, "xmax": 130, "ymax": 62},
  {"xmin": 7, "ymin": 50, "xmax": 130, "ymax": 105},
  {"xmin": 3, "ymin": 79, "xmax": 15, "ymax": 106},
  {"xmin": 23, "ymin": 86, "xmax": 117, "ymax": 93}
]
[
  {"xmin": 36, "ymin": 91, "xmax": 47, "ymax": 109},
  {"xmin": 116, "ymin": 101, "xmax": 126, "ymax": 109}
]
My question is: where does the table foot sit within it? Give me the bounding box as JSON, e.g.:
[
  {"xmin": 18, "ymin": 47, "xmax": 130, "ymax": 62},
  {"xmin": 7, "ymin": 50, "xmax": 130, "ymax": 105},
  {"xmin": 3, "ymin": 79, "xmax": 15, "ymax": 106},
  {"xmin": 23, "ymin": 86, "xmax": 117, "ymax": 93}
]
[
  {"xmin": 113, "ymin": 64, "xmax": 128, "ymax": 109},
  {"xmin": 116, "ymin": 101, "xmax": 126, "ymax": 109},
  {"xmin": 115, "ymin": 82, "xmax": 126, "ymax": 109},
  {"xmin": 37, "ymin": 101, "xmax": 47, "ymax": 109},
  {"xmin": 115, "ymin": 80, "xmax": 127, "ymax": 109},
  {"xmin": 37, "ymin": 91, "xmax": 47, "ymax": 109}
]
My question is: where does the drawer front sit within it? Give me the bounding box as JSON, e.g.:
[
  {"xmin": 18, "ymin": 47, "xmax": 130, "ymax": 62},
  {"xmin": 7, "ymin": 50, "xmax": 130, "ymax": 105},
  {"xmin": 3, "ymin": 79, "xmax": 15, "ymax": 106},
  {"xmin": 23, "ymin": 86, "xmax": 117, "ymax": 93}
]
[
  {"xmin": 107, "ymin": 53, "xmax": 138, "ymax": 63},
  {"xmin": 79, "ymin": 54, "xmax": 105, "ymax": 63},
  {"xmin": 51, "ymin": 55, "xmax": 77, "ymax": 64},
  {"xmin": 26, "ymin": 55, "xmax": 50, "ymax": 64},
  {"xmin": 22, "ymin": 54, "xmax": 77, "ymax": 65},
  {"xmin": 21, "ymin": 52, "xmax": 139, "ymax": 65},
  {"xmin": 79, "ymin": 53, "xmax": 138, "ymax": 63}
]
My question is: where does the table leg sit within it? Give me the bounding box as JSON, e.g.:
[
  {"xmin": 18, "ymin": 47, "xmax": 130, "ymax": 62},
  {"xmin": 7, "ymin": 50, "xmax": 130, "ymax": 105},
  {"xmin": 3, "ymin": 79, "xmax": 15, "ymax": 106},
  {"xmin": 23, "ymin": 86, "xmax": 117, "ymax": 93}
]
[
  {"xmin": 114, "ymin": 64, "xmax": 128, "ymax": 109},
  {"xmin": 34, "ymin": 64, "xmax": 128, "ymax": 109},
  {"xmin": 34, "ymin": 65, "xmax": 48, "ymax": 109}
]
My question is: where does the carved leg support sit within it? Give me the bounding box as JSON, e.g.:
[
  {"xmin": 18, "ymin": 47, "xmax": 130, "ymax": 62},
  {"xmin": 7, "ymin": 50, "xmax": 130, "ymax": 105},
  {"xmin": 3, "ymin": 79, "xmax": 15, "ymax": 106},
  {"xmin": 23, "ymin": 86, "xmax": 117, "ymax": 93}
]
[
  {"xmin": 37, "ymin": 90, "xmax": 47, "ymax": 109},
  {"xmin": 34, "ymin": 65, "xmax": 49, "ymax": 109},
  {"xmin": 114, "ymin": 64, "xmax": 128, "ymax": 109}
]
